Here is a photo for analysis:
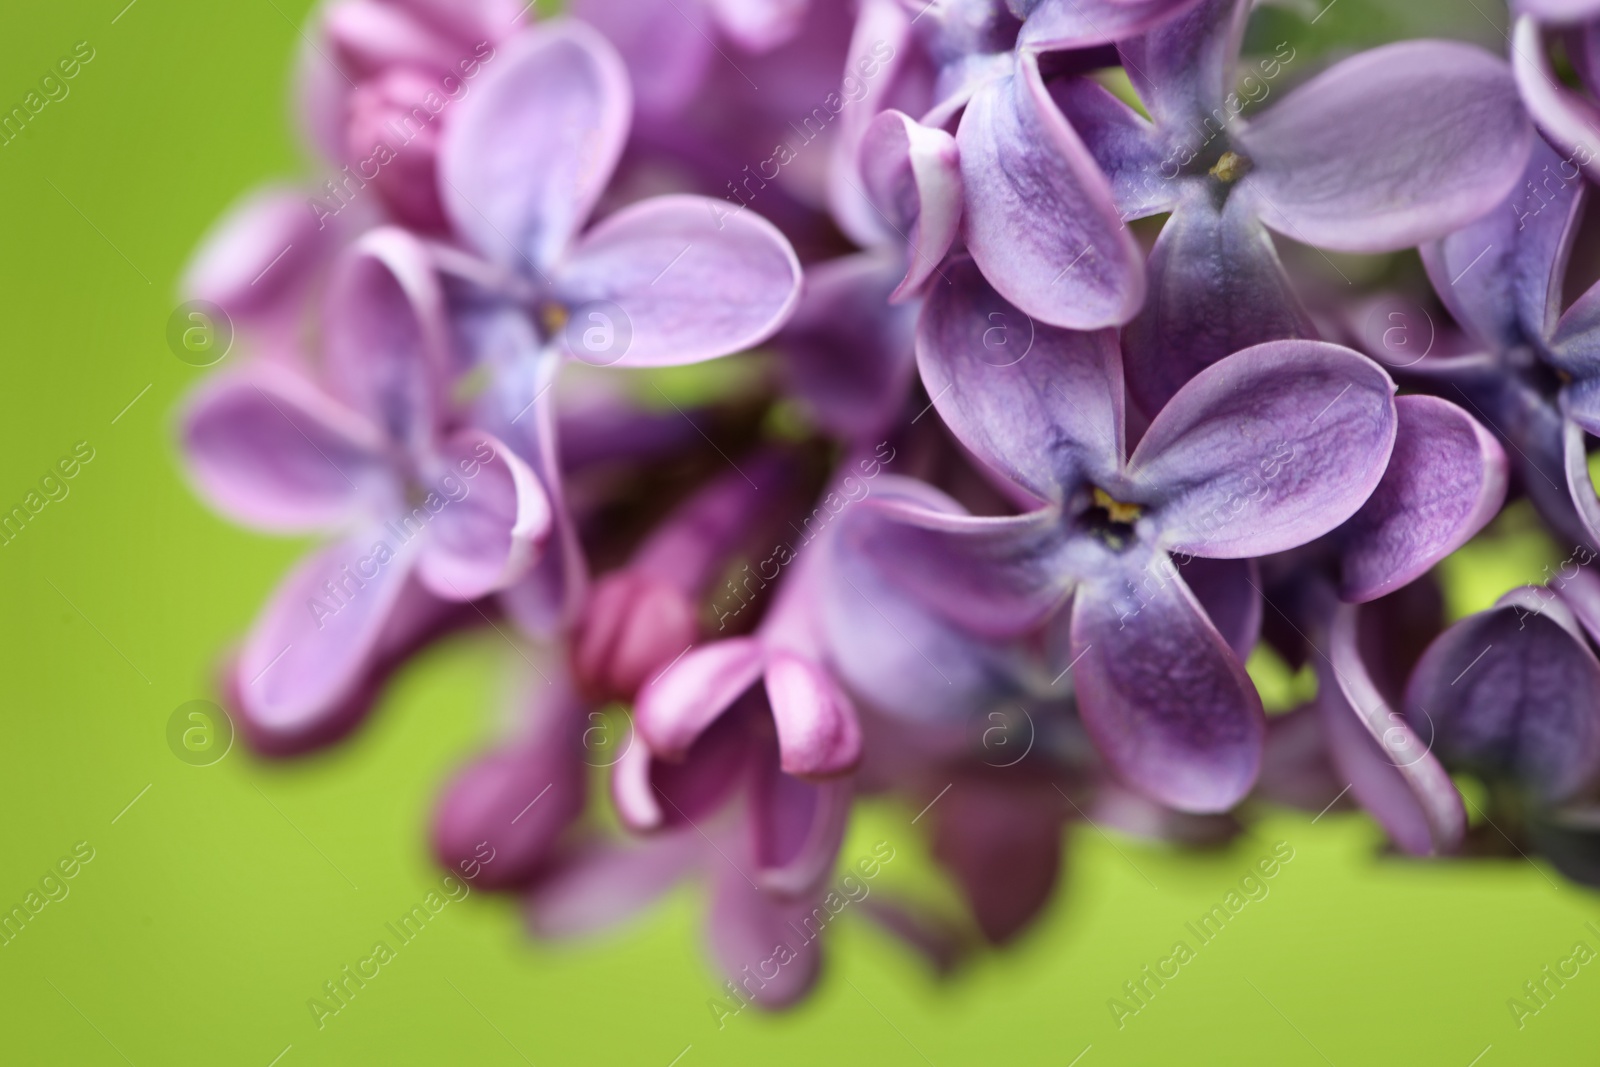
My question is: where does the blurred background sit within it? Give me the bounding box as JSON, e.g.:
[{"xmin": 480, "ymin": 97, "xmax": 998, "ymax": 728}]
[{"xmin": 1, "ymin": 1, "xmax": 1595, "ymax": 1063}]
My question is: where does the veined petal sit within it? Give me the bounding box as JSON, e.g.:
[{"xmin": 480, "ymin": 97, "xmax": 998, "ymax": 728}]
[
  {"xmin": 1122, "ymin": 183, "xmax": 1315, "ymax": 415},
  {"xmin": 1070, "ymin": 551, "xmax": 1264, "ymax": 812},
  {"xmin": 556, "ymin": 195, "xmax": 802, "ymax": 367},
  {"xmin": 1406, "ymin": 591, "xmax": 1600, "ymax": 804},
  {"xmin": 1338, "ymin": 396, "xmax": 1507, "ymax": 603},
  {"xmin": 1134, "ymin": 341, "xmax": 1397, "ymax": 559},
  {"xmin": 841, "ymin": 489, "xmax": 1071, "ymax": 638},
  {"xmin": 957, "ymin": 52, "xmax": 1144, "ymax": 329},
  {"xmin": 180, "ymin": 364, "xmax": 387, "ymax": 533},
  {"xmin": 439, "ymin": 20, "xmax": 630, "ymax": 271},
  {"xmin": 1420, "ymin": 136, "xmax": 1584, "ymax": 355},
  {"xmin": 1238, "ymin": 40, "xmax": 1532, "ymax": 253},
  {"xmin": 1047, "ymin": 75, "xmax": 1176, "ymax": 221},
  {"xmin": 1115, "ymin": 0, "xmax": 1246, "ymax": 131},
  {"xmin": 917, "ymin": 258, "xmax": 1124, "ymax": 503}
]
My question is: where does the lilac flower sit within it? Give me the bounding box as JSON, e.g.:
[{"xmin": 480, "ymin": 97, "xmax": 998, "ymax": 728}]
[
  {"xmin": 1410, "ymin": 137, "xmax": 1600, "ymax": 548},
  {"xmin": 433, "ymin": 21, "xmax": 802, "ymax": 371},
  {"xmin": 839, "ymin": 260, "xmax": 1400, "ymax": 811},
  {"xmin": 180, "ymin": 228, "xmax": 548, "ymax": 752},
  {"xmin": 1041, "ymin": 0, "xmax": 1531, "ymax": 409}
]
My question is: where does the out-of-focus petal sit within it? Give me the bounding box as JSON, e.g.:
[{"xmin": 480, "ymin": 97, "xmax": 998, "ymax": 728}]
[
  {"xmin": 1338, "ymin": 396, "xmax": 1507, "ymax": 603},
  {"xmin": 749, "ymin": 766, "xmax": 852, "ymax": 897},
  {"xmin": 1070, "ymin": 551, "xmax": 1264, "ymax": 812},
  {"xmin": 705, "ymin": 870, "xmax": 822, "ymax": 1009},
  {"xmin": 323, "ymin": 227, "xmax": 452, "ymax": 448},
  {"xmin": 439, "ymin": 21, "xmax": 631, "ymax": 270},
  {"xmin": 556, "ymin": 194, "xmax": 802, "ymax": 367},
  {"xmin": 635, "ymin": 638, "xmax": 767, "ymax": 759},
  {"xmin": 1512, "ymin": 16, "xmax": 1600, "ymax": 185},
  {"xmin": 415, "ymin": 431, "xmax": 550, "ymax": 601},
  {"xmin": 763, "ymin": 653, "xmax": 862, "ymax": 778},
  {"xmin": 179, "ymin": 185, "xmax": 333, "ymax": 329},
  {"xmin": 917, "ymin": 258, "xmax": 1124, "ymax": 502},
  {"xmin": 574, "ymin": 0, "xmax": 714, "ymax": 118},
  {"xmin": 1179, "ymin": 555, "xmax": 1261, "ymax": 662},
  {"xmin": 930, "ymin": 775, "xmax": 1063, "ymax": 945},
  {"xmin": 707, "ymin": 0, "xmax": 808, "ymax": 52},
  {"xmin": 180, "ymin": 364, "xmax": 386, "ymax": 533},
  {"xmin": 1135, "ymin": 341, "xmax": 1397, "ymax": 559},
  {"xmin": 1020, "ymin": 0, "xmax": 1207, "ymax": 51},
  {"xmin": 957, "ymin": 52, "xmax": 1144, "ymax": 330},
  {"xmin": 234, "ymin": 530, "xmax": 422, "ymax": 752},
  {"xmin": 526, "ymin": 832, "xmax": 699, "ymax": 938},
  {"xmin": 1238, "ymin": 41, "xmax": 1532, "ymax": 252},
  {"xmin": 777, "ymin": 251, "xmax": 917, "ymax": 442}
]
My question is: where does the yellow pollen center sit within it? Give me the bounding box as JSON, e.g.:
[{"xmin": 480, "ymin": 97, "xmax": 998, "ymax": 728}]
[
  {"xmin": 1093, "ymin": 487, "xmax": 1142, "ymax": 525},
  {"xmin": 1210, "ymin": 151, "xmax": 1251, "ymax": 183},
  {"xmin": 541, "ymin": 303, "xmax": 570, "ymax": 336}
]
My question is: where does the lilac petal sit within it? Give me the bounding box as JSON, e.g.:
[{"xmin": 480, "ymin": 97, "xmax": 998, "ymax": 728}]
[
  {"xmin": 572, "ymin": 0, "xmax": 713, "ymax": 119},
  {"xmin": 573, "ymin": 571, "xmax": 700, "ymax": 702},
  {"xmin": 1070, "ymin": 552, "xmax": 1264, "ymax": 812},
  {"xmin": 1046, "ymin": 76, "xmax": 1175, "ymax": 221},
  {"xmin": 324, "ymin": 228, "xmax": 451, "ymax": 448},
  {"xmin": 1406, "ymin": 590, "xmax": 1600, "ymax": 803},
  {"xmin": 1512, "ymin": 16, "xmax": 1600, "ymax": 186},
  {"xmin": 777, "ymin": 251, "xmax": 917, "ymax": 442},
  {"xmin": 1338, "ymin": 395, "xmax": 1507, "ymax": 603},
  {"xmin": 431, "ymin": 709, "xmax": 586, "ymax": 890},
  {"xmin": 957, "ymin": 51, "xmax": 1144, "ymax": 330},
  {"xmin": 180, "ymin": 365, "xmax": 386, "ymax": 533},
  {"xmin": 1114, "ymin": 0, "xmax": 1245, "ymax": 131},
  {"xmin": 823, "ymin": 480, "xmax": 1032, "ymax": 724},
  {"xmin": 1563, "ymin": 408, "xmax": 1600, "ymax": 542},
  {"xmin": 415, "ymin": 431, "xmax": 551, "ymax": 601},
  {"xmin": 1256, "ymin": 706, "xmax": 1347, "ymax": 813},
  {"xmin": 1020, "ymin": 0, "xmax": 1206, "ymax": 50},
  {"xmin": 234, "ymin": 531, "xmax": 421, "ymax": 751},
  {"xmin": 526, "ymin": 833, "xmax": 698, "ymax": 938},
  {"xmin": 556, "ymin": 194, "xmax": 802, "ymax": 367},
  {"xmin": 1420, "ymin": 136, "xmax": 1584, "ymax": 354},
  {"xmin": 749, "ymin": 765, "xmax": 852, "ymax": 897},
  {"xmin": 1179, "ymin": 555, "xmax": 1261, "ymax": 662},
  {"xmin": 858, "ymin": 110, "xmax": 962, "ymax": 301},
  {"xmin": 439, "ymin": 20, "xmax": 630, "ymax": 271},
  {"xmin": 1122, "ymin": 183, "xmax": 1315, "ymax": 414},
  {"xmin": 1550, "ymin": 281, "xmax": 1600, "ymax": 380},
  {"xmin": 1517, "ymin": 0, "xmax": 1600, "ymax": 19},
  {"xmin": 827, "ymin": 0, "xmax": 916, "ymax": 248},
  {"xmin": 323, "ymin": 0, "xmax": 465, "ymax": 73},
  {"xmin": 842, "ymin": 492, "xmax": 1070, "ymax": 638},
  {"xmin": 1238, "ymin": 41, "xmax": 1532, "ymax": 252},
  {"xmin": 917, "ymin": 258, "xmax": 1124, "ymax": 502},
  {"xmin": 929, "ymin": 776, "xmax": 1063, "ymax": 945},
  {"xmin": 705, "ymin": 869, "xmax": 822, "ymax": 1009},
  {"xmin": 634, "ymin": 638, "xmax": 767, "ymax": 759},
  {"xmin": 1319, "ymin": 604, "xmax": 1466, "ymax": 856},
  {"xmin": 180, "ymin": 184, "xmax": 332, "ymax": 328},
  {"xmin": 762, "ymin": 653, "xmax": 862, "ymax": 779},
  {"xmin": 1134, "ymin": 340, "xmax": 1398, "ymax": 559},
  {"xmin": 707, "ymin": 0, "xmax": 807, "ymax": 52}
]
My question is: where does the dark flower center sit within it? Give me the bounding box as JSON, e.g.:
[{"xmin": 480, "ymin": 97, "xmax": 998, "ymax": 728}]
[{"xmin": 1083, "ymin": 487, "xmax": 1143, "ymax": 551}]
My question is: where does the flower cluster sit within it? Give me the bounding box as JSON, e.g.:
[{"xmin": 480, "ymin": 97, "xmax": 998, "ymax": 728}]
[{"xmin": 177, "ymin": 0, "xmax": 1600, "ymax": 1005}]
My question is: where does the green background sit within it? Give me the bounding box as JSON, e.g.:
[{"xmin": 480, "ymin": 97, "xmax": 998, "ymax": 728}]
[{"xmin": 1, "ymin": 1, "xmax": 1594, "ymax": 1064}]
